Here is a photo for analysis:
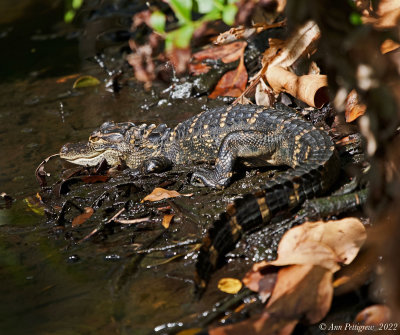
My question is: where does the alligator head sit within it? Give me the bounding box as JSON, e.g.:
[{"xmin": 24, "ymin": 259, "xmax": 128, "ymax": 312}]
[{"xmin": 60, "ymin": 121, "xmax": 170, "ymax": 169}]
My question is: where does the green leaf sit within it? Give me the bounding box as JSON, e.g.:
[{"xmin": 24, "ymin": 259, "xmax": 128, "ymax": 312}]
[
  {"xmin": 196, "ymin": 0, "xmax": 214, "ymax": 13},
  {"xmin": 73, "ymin": 75, "xmax": 101, "ymax": 88},
  {"xmin": 201, "ymin": 8, "xmax": 221, "ymax": 22},
  {"xmin": 64, "ymin": 10, "xmax": 75, "ymax": 23},
  {"xmin": 349, "ymin": 12, "xmax": 363, "ymax": 26},
  {"xmin": 169, "ymin": 0, "xmax": 192, "ymax": 23},
  {"xmin": 165, "ymin": 33, "xmax": 173, "ymax": 51},
  {"xmin": 150, "ymin": 11, "xmax": 166, "ymax": 33},
  {"xmin": 72, "ymin": 0, "xmax": 83, "ymax": 10},
  {"xmin": 222, "ymin": 4, "xmax": 238, "ymax": 25},
  {"xmin": 166, "ymin": 24, "xmax": 195, "ymax": 50},
  {"xmin": 228, "ymin": 0, "xmax": 238, "ymax": 4}
]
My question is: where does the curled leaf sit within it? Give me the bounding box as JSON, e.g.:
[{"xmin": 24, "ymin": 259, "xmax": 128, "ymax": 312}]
[
  {"xmin": 266, "ymin": 66, "xmax": 329, "ymax": 108},
  {"xmin": 161, "ymin": 214, "xmax": 174, "ymax": 229},
  {"xmin": 73, "ymin": 75, "xmax": 101, "ymax": 89},
  {"xmin": 345, "ymin": 89, "xmax": 367, "ymax": 122}
]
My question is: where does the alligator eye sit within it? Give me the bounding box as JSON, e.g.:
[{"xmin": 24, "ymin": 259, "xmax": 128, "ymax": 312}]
[{"xmin": 89, "ymin": 135, "xmax": 99, "ymax": 142}]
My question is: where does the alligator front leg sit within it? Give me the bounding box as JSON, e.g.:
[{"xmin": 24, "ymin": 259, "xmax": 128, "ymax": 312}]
[
  {"xmin": 139, "ymin": 156, "xmax": 172, "ymax": 174},
  {"xmin": 191, "ymin": 131, "xmax": 277, "ymax": 188}
]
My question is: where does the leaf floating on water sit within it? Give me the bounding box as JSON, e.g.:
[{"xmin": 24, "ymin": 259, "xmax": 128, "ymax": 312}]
[
  {"xmin": 217, "ymin": 278, "xmax": 242, "ymax": 294},
  {"xmin": 72, "ymin": 75, "xmax": 101, "ymax": 88},
  {"xmin": 161, "ymin": 214, "xmax": 174, "ymax": 229},
  {"xmin": 24, "ymin": 194, "xmax": 46, "ymax": 216},
  {"xmin": 72, "ymin": 207, "xmax": 94, "ymax": 227},
  {"xmin": 141, "ymin": 187, "xmax": 193, "ymax": 202}
]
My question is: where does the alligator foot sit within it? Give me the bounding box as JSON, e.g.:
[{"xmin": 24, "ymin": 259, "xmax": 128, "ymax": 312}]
[{"xmin": 190, "ymin": 168, "xmax": 230, "ymax": 188}]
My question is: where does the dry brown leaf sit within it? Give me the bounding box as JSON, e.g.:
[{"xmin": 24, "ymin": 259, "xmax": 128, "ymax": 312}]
[
  {"xmin": 161, "ymin": 214, "xmax": 174, "ymax": 228},
  {"xmin": 354, "ymin": 305, "xmax": 392, "ymax": 325},
  {"xmin": 217, "ymin": 278, "xmax": 243, "ymax": 294},
  {"xmin": 271, "ymin": 218, "xmax": 366, "ymax": 270},
  {"xmin": 214, "ymin": 21, "xmax": 286, "ymax": 45},
  {"xmin": 264, "ymin": 20, "xmax": 320, "ymax": 69},
  {"xmin": 167, "ymin": 47, "xmax": 192, "ymax": 75},
  {"xmin": 188, "ymin": 62, "xmax": 211, "ymax": 75},
  {"xmin": 267, "ymin": 265, "xmax": 333, "ymax": 324},
  {"xmin": 308, "ymin": 61, "xmax": 321, "ymax": 75},
  {"xmin": 72, "ymin": 207, "xmax": 94, "ymax": 227},
  {"xmin": 381, "ymin": 39, "xmax": 400, "ymax": 54},
  {"xmin": 141, "ymin": 187, "xmax": 192, "ymax": 202},
  {"xmin": 213, "ymin": 265, "xmax": 332, "ymax": 334},
  {"xmin": 362, "ymin": 0, "xmax": 400, "ymax": 29},
  {"xmin": 266, "ymin": 66, "xmax": 329, "ymax": 108},
  {"xmin": 193, "ymin": 41, "xmax": 247, "ymax": 64},
  {"xmin": 209, "ymin": 55, "xmax": 248, "ymax": 98},
  {"xmin": 234, "ymin": 20, "xmax": 321, "ymax": 105},
  {"xmin": 249, "ymin": 218, "xmax": 366, "ymax": 274},
  {"xmin": 242, "ymin": 266, "xmax": 278, "ymax": 302},
  {"xmin": 332, "ymin": 247, "xmax": 376, "ymax": 296},
  {"xmin": 345, "ymin": 89, "xmax": 367, "ymax": 122},
  {"xmin": 126, "ymin": 44, "xmax": 156, "ymax": 88},
  {"xmin": 255, "ymin": 77, "xmax": 276, "ymax": 107}
]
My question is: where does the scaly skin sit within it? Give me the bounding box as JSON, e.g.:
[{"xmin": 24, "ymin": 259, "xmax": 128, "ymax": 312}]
[{"xmin": 59, "ymin": 104, "xmax": 340, "ymax": 291}]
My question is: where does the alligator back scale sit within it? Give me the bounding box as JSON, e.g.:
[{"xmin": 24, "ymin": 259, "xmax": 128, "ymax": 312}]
[{"xmin": 59, "ymin": 104, "xmax": 340, "ymax": 291}]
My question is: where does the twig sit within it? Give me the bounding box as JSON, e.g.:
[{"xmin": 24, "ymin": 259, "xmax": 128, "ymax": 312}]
[
  {"xmin": 134, "ymin": 238, "xmax": 200, "ymax": 254},
  {"xmin": 78, "ymin": 207, "xmax": 126, "ymax": 243},
  {"xmin": 35, "ymin": 153, "xmax": 60, "ymax": 187},
  {"xmin": 114, "ymin": 217, "xmax": 151, "ymax": 224}
]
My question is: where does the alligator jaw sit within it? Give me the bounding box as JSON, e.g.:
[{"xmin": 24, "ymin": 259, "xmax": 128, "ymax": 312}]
[{"xmin": 60, "ymin": 142, "xmax": 110, "ymax": 167}]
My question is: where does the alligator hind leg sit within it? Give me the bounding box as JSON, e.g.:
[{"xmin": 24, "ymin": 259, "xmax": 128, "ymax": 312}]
[{"xmin": 191, "ymin": 131, "xmax": 278, "ymax": 188}]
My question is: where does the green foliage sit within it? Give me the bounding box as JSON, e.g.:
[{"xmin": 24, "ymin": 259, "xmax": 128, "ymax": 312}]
[
  {"xmin": 349, "ymin": 12, "xmax": 363, "ymax": 26},
  {"xmin": 150, "ymin": 11, "xmax": 167, "ymax": 33},
  {"xmin": 149, "ymin": 0, "xmax": 238, "ymax": 50},
  {"xmin": 64, "ymin": 0, "xmax": 84, "ymax": 23}
]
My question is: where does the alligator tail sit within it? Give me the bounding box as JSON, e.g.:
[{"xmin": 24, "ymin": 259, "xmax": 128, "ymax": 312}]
[{"xmin": 195, "ymin": 149, "xmax": 340, "ymax": 293}]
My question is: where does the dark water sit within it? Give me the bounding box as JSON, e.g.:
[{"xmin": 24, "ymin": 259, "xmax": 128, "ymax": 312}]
[{"xmin": 0, "ymin": 2, "xmax": 231, "ymax": 334}]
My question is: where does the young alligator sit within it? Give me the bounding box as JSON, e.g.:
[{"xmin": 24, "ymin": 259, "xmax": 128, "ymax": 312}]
[{"xmin": 60, "ymin": 104, "xmax": 340, "ymax": 290}]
